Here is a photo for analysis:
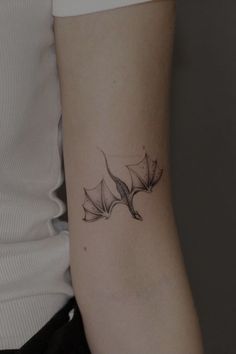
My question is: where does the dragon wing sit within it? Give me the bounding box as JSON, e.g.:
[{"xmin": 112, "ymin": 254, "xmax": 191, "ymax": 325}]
[
  {"xmin": 82, "ymin": 179, "xmax": 123, "ymax": 222},
  {"xmin": 126, "ymin": 153, "xmax": 163, "ymax": 197}
]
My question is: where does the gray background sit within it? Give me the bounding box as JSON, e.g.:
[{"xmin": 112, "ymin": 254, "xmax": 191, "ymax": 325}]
[
  {"xmin": 59, "ymin": 1, "xmax": 236, "ymax": 353},
  {"xmin": 171, "ymin": 1, "xmax": 236, "ymax": 353}
]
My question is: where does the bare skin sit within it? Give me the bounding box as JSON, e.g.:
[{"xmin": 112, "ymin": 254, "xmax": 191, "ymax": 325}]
[{"xmin": 54, "ymin": 1, "xmax": 204, "ymax": 353}]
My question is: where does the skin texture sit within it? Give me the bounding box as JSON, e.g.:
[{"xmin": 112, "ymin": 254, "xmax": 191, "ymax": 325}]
[{"xmin": 54, "ymin": 1, "xmax": 204, "ymax": 353}]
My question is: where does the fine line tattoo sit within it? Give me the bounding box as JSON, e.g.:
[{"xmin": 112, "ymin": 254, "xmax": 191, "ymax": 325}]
[{"xmin": 82, "ymin": 149, "xmax": 163, "ymax": 222}]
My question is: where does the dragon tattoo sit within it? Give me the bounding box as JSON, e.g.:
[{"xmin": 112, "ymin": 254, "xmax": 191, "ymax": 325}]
[{"xmin": 82, "ymin": 149, "xmax": 163, "ymax": 222}]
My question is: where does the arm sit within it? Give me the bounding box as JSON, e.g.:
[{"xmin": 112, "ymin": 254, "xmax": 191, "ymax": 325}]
[{"xmin": 54, "ymin": 1, "xmax": 204, "ymax": 353}]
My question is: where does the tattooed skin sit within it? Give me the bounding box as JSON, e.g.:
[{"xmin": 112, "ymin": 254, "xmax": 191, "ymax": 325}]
[{"xmin": 82, "ymin": 150, "xmax": 163, "ymax": 222}]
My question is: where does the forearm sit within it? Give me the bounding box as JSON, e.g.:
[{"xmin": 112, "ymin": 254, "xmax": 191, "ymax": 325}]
[{"xmin": 54, "ymin": 1, "xmax": 203, "ymax": 353}]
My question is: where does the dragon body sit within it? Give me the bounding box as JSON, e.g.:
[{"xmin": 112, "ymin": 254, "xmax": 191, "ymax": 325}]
[{"xmin": 82, "ymin": 149, "xmax": 163, "ymax": 222}]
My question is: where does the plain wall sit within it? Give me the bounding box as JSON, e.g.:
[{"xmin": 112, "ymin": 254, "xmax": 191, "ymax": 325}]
[
  {"xmin": 59, "ymin": 1, "xmax": 236, "ymax": 353},
  {"xmin": 171, "ymin": 1, "xmax": 236, "ymax": 353}
]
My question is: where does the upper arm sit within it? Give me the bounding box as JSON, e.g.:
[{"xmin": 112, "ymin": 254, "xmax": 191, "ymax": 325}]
[
  {"xmin": 53, "ymin": 0, "xmax": 178, "ymax": 299},
  {"xmin": 53, "ymin": 0, "xmax": 176, "ymax": 179},
  {"xmin": 52, "ymin": 4, "xmax": 205, "ymax": 353}
]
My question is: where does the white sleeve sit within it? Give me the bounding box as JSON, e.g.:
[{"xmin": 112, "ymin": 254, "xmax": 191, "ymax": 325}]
[{"xmin": 52, "ymin": 0, "xmax": 153, "ymax": 17}]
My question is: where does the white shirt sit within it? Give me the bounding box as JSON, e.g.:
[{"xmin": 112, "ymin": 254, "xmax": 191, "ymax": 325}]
[{"xmin": 0, "ymin": 0, "xmax": 151, "ymax": 349}]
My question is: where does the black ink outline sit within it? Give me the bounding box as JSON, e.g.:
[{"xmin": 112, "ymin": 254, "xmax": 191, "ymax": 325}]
[{"xmin": 82, "ymin": 149, "xmax": 163, "ymax": 222}]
